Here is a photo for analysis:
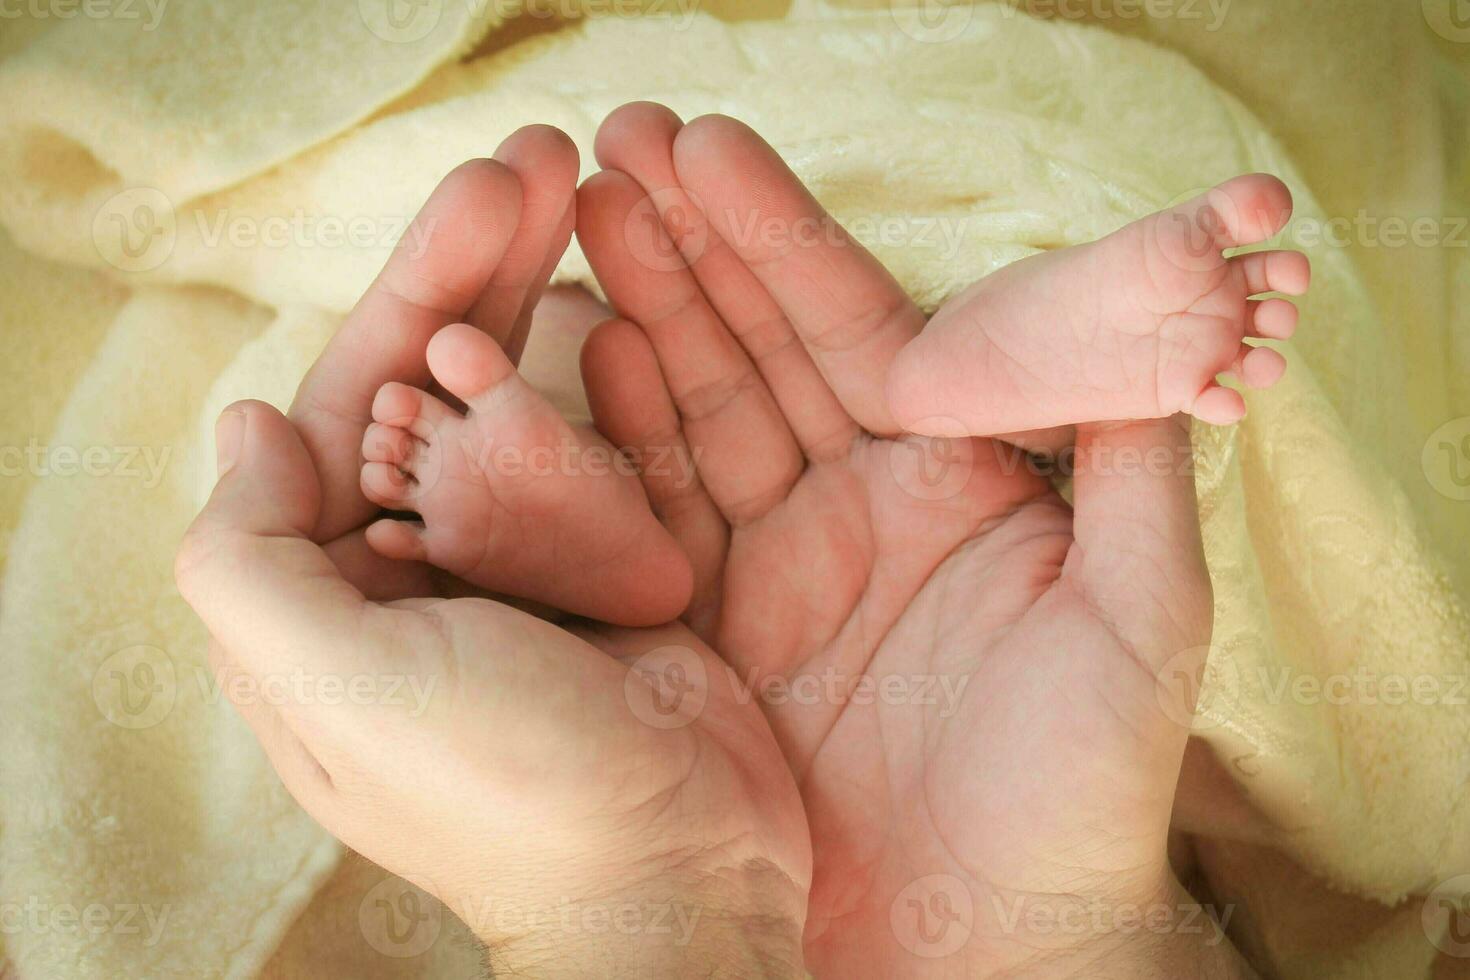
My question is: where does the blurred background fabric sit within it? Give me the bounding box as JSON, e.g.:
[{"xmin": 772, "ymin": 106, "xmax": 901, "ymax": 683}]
[{"xmin": 0, "ymin": 1, "xmax": 1466, "ymax": 976}]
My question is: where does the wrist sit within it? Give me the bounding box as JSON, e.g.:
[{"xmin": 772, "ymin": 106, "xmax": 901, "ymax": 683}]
[{"xmin": 472, "ymin": 861, "xmax": 807, "ymax": 979}]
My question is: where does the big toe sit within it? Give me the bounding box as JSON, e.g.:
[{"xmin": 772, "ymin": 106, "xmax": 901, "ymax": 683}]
[
  {"xmin": 1208, "ymin": 174, "xmax": 1294, "ymax": 246},
  {"xmin": 426, "ymin": 322, "xmax": 517, "ymax": 409}
]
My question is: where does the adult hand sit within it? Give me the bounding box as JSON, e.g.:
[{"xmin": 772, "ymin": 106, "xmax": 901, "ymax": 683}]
[
  {"xmin": 285, "ymin": 120, "xmax": 687, "ymax": 620},
  {"xmin": 176, "ymin": 134, "xmax": 812, "ymax": 974},
  {"xmin": 175, "ymin": 403, "xmax": 811, "ymax": 976},
  {"xmin": 578, "ymin": 104, "xmax": 1252, "ymax": 979}
]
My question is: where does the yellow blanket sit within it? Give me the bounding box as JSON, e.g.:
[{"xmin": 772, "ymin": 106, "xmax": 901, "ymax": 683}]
[{"xmin": 2, "ymin": 1, "xmax": 1466, "ymax": 976}]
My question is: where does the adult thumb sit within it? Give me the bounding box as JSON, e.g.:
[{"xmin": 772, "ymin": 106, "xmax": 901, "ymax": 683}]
[{"xmin": 175, "ymin": 401, "xmax": 366, "ymax": 685}]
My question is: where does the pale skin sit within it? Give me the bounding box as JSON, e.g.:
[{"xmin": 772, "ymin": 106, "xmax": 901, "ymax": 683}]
[
  {"xmin": 886, "ymin": 172, "xmax": 1308, "ymax": 435},
  {"xmin": 577, "ymin": 105, "xmax": 1262, "ymax": 977},
  {"xmin": 177, "ymin": 113, "xmax": 1265, "ymax": 976},
  {"xmin": 179, "ymin": 128, "xmax": 811, "ymax": 977},
  {"xmin": 290, "ymin": 125, "xmax": 691, "ymax": 627}
]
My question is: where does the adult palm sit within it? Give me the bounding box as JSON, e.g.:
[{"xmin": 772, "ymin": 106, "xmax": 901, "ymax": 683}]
[
  {"xmin": 178, "ymin": 127, "xmax": 814, "ymax": 972},
  {"xmin": 578, "ymin": 106, "xmax": 1217, "ymax": 978}
]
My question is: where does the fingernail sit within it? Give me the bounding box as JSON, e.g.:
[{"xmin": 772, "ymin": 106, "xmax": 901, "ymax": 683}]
[{"xmin": 216, "ymin": 409, "xmax": 246, "ymax": 476}]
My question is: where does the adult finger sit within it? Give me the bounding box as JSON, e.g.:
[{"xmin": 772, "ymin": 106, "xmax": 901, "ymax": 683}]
[
  {"xmin": 1067, "ymin": 416, "xmax": 1214, "ymax": 739},
  {"xmin": 578, "ymin": 168, "xmax": 804, "ymax": 525},
  {"xmin": 595, "ymin": 102, "xmax": 859, "ymax": 460},
  {"xmin": 672, "ymin": 114, "xmax": 925, "ymax": 436},
  {"xmin": 467, "ymin": 125, "xmax": 581, "ymax": 365},
  {"xmin": 205, "ymin": 640, "xmax": 337, "ymax": 817},
  {"xmin": 176, "ymin": 401, "xmax": 417, "ymax": 706},
  {"xmin": 582, "ymin": 317, "xmax": 729, "ymax": 633},
  {"xmin": 291, "ymin": 159, "xmax": 523, "ymax": 541}
]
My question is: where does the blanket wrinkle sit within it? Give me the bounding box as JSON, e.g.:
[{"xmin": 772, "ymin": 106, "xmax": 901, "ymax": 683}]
[{"xmin": 0, "ymin": 2, "xmax": 1465, "ymax": 977}]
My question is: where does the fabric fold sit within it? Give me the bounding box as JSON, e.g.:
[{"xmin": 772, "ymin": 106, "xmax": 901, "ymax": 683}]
[{"xmin": 1, "ymin": 3, "xmax": 1466, "ymax": 977}]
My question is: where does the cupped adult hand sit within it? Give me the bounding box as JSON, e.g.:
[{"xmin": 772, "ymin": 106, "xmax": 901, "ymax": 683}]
[
  {"xmin": 286, "ymin": 124, "xmax": 691, "ymax": 623},
  {"xmin": 175, "ymin": 129, "xmax": 812, "ymax": 976},
  {"xmin": 575, "ymin": 104, "xmax": 1253, "ymax": 979}
]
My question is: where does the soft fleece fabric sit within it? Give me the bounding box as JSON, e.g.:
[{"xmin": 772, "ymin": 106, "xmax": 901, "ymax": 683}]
[{"xmin": 0, "ymin": 2, "xmax": 1467, "ymax": 976}]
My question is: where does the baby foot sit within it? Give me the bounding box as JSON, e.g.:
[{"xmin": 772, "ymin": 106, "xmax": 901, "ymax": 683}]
[
  {"xmin": 887, "ymin": 174, "xmax": 1310, "ymax": 434},
  {"xmin": 359, "ymin": 322, "xmax": 692, "ymax": 626}
]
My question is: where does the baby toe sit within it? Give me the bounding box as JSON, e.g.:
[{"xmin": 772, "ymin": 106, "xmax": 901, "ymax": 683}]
[
  {"xmin": 372, "ymin": 382, "xmax": 459, "ymax": 443},
  {"xmin": 365, "ymin": 519, "xmax": 430, "ymax": 563},
  {"xmin": 360, "ymin": 461, "xmax": 418, "ymax": 508},
  {"xmin": 1191, "ymin": 384, "xmax": 1247, "ymax": 427},
  {"xmin": 1248, "ymin": 298, "xmax": 1298, "ymax": 340},
  {"xmin": 426, "ymin": 323, "xmax": 518, "ymax": 412},
  {"xmin": 362, "ymin": 422, "xmax": 417, "ymax": 467},
  {"xmin": 1241, "ymin": 346, "xmax": 1288, "ymax": 389},
  {"xmin": 1211, "ymin": 174, "xmax": 1295, "ymax": 246},
  {"xmin": 372, "ymin": 382, "xmax": 422, "ymax": 426}
]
